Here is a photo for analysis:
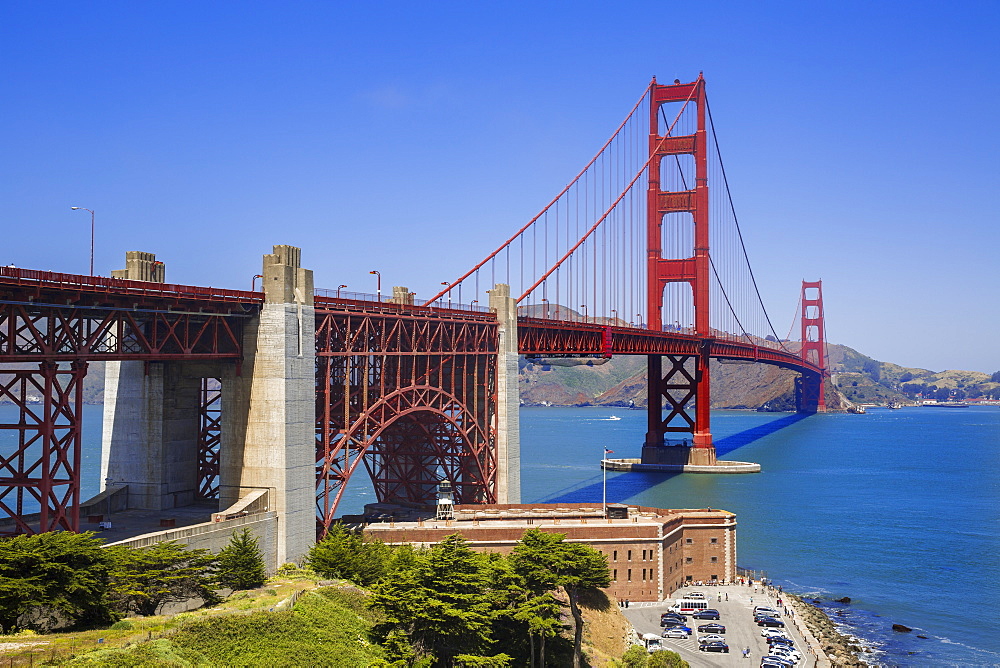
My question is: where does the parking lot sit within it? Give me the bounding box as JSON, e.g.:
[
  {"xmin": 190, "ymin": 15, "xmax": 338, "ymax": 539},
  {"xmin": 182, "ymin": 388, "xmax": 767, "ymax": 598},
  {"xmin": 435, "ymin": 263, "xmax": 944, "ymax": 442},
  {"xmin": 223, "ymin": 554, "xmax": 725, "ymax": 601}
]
[{"xmin": 620, "ymin": 584, "xmax": 818, "ymax": 667}]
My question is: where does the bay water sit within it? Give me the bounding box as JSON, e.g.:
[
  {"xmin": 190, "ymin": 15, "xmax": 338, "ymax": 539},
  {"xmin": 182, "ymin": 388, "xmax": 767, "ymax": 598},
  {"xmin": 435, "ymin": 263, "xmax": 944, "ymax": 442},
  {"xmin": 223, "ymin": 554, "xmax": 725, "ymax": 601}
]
[{"xmin": 3, "ymin": 403, "xmax": 997, "ymax": 666}]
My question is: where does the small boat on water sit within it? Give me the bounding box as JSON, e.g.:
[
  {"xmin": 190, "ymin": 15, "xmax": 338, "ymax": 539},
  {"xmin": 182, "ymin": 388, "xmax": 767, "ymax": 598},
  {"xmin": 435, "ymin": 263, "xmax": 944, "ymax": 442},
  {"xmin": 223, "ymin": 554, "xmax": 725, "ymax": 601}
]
[
  {"xmin": 847, "ymin": 405, "xmax": 866, "ymax": 414},
  {"xmin": 607, "ymin": 415, "xmax": 622, "ymax": 421},
  {"xmin": 922, "ymin": 402, "xmax": 969, "ymax": 408}
]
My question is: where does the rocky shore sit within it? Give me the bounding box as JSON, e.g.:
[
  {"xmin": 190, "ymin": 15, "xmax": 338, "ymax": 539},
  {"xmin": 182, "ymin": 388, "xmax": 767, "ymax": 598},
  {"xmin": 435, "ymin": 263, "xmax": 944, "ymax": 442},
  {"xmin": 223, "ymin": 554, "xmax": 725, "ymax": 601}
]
[{"xmin": 784, "ymin": 592, "xmax": 869, "ymax": 666}]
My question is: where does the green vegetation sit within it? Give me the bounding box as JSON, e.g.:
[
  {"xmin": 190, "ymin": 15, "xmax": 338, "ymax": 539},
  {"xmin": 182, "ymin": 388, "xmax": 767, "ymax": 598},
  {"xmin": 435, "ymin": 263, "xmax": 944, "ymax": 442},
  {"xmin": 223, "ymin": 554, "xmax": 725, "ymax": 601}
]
[
  {"xmin": 217, "ymin": 527, "xmax": 268, "ymax": 591},
  {"xmin": 0, "ymin": 533, "xmax": 220, "ymax": 633},
  {"xmin": 0, "ymin": 531, "xmax": 117, "ymax": 633},
  {"xmin": 3, "ymin": 528, "xmax": 628, "ymax": 667},
  {"xmin": 65, "ymin": 587, "xmax": 385, "ymax": 667},
  {"xmin": 612, "ymin": 646, "xmax": 688, "ymax": 668}
]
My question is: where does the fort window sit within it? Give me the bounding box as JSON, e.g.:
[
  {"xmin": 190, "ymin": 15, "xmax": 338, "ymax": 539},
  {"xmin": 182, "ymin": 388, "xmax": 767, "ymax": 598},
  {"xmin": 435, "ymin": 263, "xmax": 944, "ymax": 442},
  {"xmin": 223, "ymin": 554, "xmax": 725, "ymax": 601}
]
[
  {"xmin": 627, "ymin": 550, "xmax": 632, "ymax": 560},
  {"xmin": 710, "ymin": 537, "xmax": 718, "ymax": 544},
  {"xmin": 685, "ymin": 557, "xmax": 693, "ymax": 564},
  {"xmin": 710, "ymin": 557, "xmax": 718, "ymax": 563},
  {"xmin": 628, "ymin": 569, "xmax": 632, "ymax": 581},
  {"xmin": 613, "ymin": 569, "xmax": 617, "ymax": 581},
  {"xmin": 686, "ymin": 575, "xmax": 693, "ymax": 581},
  {"xmin": 685, "ymin": 538, "xmax": 693, "ymax": 544},
  {"xmin": 711, "ymin": 574, "xmax": 718, "ymax": 581},
  {"xmin": 613, "ymin": 550, "xmax": 618, "ymax": 561}
]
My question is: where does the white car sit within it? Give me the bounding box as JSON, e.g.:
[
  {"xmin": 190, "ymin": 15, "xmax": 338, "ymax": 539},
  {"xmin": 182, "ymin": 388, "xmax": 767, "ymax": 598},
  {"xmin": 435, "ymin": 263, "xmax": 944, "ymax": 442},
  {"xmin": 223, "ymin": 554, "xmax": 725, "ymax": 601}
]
[
  {"xmin": 686, "ymin": 592, "xmax": 707, "ymax": 599},
  {"xmin": 697, "ymin": 634, "xmax": 726, "ymax": 644},
  {"xmin": 770, "ymin": 646, "xmax": 802, "ymax": 662},
  {"xmin": 761, "ymin": 628, "xmax": 792, "ymax": 639},
  {"xmin": 661, "ymin": 627, "xmax": 690, "ymax": 639},
  {"xmin": 754, "ymin": 606, "xmax": 781, "ymax": 617}
]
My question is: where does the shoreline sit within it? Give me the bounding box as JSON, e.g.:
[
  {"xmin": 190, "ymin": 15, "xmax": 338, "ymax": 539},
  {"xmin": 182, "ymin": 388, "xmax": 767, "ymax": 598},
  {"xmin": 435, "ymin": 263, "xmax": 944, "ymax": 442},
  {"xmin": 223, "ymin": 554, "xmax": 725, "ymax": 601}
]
[{"xmin": 782, "ymin": 591, "xmax": 869, "ymax": 666}]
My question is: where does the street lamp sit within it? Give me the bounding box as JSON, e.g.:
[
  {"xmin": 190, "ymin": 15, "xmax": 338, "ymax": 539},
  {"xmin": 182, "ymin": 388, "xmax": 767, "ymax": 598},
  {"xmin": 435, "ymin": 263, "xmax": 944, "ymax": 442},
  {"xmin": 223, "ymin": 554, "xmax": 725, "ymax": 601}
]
[
  {"xmin": 541, "ymin": 298, "xmax": 550, "ymax": 319},
  {"xmin": 369, "ymin": 270, "xmax": 381, "ymax": 301},
  {"xmin": 636, "ymin": 313, "xmax": 643, "ymax": 328},
  {"xmin": 610, "ymin": 309, "xmax": 618, "ymax": 325},
  {"xmin": 252, "ymin": 274, "xmax": 263, "ymax": 291},
  {"xmin": 580, "ymin": 304, "xmax": 588, "ymax": 322},
  {"xmin": 337, "ymin": 284, "xmax": 347, "ymax": 298},
  {"xmin": 441, "ymin": 282, "xmax": 452, "ymax": 307},
  {"xmin": 70, "ymin": 207, "xmax": 95, "ymax": 276}
]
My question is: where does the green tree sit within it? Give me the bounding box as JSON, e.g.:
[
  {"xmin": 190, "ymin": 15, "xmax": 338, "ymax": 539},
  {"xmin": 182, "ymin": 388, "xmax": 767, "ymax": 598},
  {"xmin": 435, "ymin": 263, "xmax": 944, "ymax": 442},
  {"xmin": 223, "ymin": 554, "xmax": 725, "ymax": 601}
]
[
  {"xmin": 371, "ymin": 534, "xmax": 495, "ymax": 666},
  {"xmin": 647, "ymin": 649, "xmax": 688, "ymax": 667},
  {"xmin": 618, "ymin": 644, "xmax": 648, "ymax": 667},
  {"xmin": 217, "ymin": 528, "xmax": 267, "ymax": 590},
  {"xmin": 510, "ymin": 529, "xmax": 610, "ymax": 668},
  {"xmin": 991, "ymin": 371, "xmax": 1000, "ymax": 383},
  {"xmin": 308, "ymin": 524, "xmax": 393, "ymax": 586},
  {"xmin": 0, "ymin": 531, "xmax": 117, "ymax": 632},
  {"xmin": 108, "ymin": 541, "xmax": 219, "ymax": 616}
]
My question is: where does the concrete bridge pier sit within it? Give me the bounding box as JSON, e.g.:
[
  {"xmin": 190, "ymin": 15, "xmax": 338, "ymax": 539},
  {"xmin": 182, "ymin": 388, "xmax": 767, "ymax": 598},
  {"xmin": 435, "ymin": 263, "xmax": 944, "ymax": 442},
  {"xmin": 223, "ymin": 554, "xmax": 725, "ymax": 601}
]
[
  {"xmin": 102, "ymin": 252, "xmax": 226, "ymax": 511},
  {"xmin": 489, "ymin": 283, "xmax": 521, "ymax": 504},
  {"xmin": 221, "ymin": 245, "xmax": 315, "ymax": 566}
]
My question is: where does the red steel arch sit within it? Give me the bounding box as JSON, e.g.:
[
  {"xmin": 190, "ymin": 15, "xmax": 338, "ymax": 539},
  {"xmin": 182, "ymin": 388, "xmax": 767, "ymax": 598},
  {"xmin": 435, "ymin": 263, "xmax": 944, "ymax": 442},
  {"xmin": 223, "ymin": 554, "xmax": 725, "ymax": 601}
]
[{"xmin": 314, "ymin": 299, "xmax": 498, "ymax": 530}]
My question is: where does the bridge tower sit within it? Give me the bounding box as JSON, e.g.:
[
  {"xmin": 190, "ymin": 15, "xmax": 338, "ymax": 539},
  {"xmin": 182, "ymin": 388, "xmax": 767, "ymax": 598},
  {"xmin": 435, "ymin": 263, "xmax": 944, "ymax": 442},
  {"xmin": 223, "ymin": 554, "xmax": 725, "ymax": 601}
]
[
  {"xmin": 644, "ymin": 75, "xmax": 715, "ymax": 465},
  {"xmin": 796, "ymin": 280, "xmax": 828, "ymax": 412}
]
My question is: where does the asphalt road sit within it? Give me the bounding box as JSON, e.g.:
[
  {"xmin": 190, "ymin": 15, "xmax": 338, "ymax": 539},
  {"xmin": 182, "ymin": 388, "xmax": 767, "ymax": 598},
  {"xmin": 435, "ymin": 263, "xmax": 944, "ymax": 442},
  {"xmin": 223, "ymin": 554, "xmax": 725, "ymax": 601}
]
[{"xmin": 621, "ymin": 585, "xmax": 817, "ymax": 668}]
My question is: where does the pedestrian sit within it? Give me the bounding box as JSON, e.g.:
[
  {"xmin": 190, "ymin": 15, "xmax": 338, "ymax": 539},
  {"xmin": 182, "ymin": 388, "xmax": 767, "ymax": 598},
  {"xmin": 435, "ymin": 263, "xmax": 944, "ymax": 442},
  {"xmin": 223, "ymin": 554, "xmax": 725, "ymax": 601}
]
[
  {"xmin": 777, "ymin": 597, "xmax": 782, "ymax": 607},
  {"xmin": 625, "ymin": 598, "xmax": 630, "ymax": 608},
  {"xmin": 743, "ymin": 647, "xmax": 750, "ymax": 659},
  {"xmin": 750, "ymin": 596, "xmax": 753, "ymax": 604},
  {"xmin": 725, "ymin": 592, "xmax": 729, "ymax": 601},
  {"xmin": 718, "ymin": 594, "xmax": 722, "ymax": 602}
]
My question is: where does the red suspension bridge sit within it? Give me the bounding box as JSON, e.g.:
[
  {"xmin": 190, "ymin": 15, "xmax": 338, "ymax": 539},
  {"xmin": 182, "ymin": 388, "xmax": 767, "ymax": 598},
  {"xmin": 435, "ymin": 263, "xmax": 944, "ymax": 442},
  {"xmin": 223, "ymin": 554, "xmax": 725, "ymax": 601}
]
[{"xmin": 0, "ymin": 76, "xmax": 827, "ymax": 546}]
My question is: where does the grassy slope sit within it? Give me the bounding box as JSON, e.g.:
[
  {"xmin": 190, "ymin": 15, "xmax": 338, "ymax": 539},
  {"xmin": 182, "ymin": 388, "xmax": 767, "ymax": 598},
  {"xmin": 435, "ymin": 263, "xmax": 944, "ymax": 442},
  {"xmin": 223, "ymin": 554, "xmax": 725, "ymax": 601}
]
[{"xmin": 63, "ymin": 586, "xmax": 384, "ymax": 667}]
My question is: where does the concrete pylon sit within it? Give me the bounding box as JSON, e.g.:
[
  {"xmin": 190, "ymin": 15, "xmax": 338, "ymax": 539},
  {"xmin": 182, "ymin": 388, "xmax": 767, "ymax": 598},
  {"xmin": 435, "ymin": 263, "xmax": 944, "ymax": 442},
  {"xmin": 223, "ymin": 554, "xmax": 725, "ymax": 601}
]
[
  {"xmin": 488, "ymin": 284, "xmax": 521, "ymax": 503},
  {"xmin": 103, "ymin": 252, "xmax": 206, "ymax": 510},
  {"xmin": 222, "ymin": 246, "xmax": 315, "ymax": 566}
]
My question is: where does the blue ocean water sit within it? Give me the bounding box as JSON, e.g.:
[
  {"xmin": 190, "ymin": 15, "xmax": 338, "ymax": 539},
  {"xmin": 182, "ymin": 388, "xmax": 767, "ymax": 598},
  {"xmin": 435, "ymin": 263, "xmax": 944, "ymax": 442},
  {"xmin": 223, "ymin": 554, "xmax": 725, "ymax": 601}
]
[
  {"xmin": 3, "ymin": 404, "xmax": 998, "ymax": 666},
  {"xmin": 518, "ymin": 406, "xmax": 1000, "ymax": 668}
]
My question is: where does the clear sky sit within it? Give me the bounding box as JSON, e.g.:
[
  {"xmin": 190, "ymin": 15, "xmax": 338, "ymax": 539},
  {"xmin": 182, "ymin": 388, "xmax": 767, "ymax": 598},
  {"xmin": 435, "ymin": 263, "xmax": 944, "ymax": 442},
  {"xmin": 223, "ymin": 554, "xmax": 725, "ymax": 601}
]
[{"xmin": 2, "ymin": 2, "xmax": 998, "ymax": 373}]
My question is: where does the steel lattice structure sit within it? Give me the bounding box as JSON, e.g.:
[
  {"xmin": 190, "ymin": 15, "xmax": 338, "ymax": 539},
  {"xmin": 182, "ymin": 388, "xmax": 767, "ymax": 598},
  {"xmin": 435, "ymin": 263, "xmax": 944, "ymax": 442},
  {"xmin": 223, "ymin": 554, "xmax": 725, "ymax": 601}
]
[
  {"xmin": 0, "ymin": 269, "xmax": 255, "ymax": 534},
  {"xmin": 314, "ymin": 298, "xmax": 498, "ymax": 531}
]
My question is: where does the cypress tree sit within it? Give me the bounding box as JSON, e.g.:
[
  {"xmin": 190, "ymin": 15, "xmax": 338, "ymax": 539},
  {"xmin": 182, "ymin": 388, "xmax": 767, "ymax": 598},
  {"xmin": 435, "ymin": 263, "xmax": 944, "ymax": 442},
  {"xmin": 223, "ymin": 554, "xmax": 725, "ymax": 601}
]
[{"xmin": 217, "ymin": 527, "xmax": 268, "ymax": 590}]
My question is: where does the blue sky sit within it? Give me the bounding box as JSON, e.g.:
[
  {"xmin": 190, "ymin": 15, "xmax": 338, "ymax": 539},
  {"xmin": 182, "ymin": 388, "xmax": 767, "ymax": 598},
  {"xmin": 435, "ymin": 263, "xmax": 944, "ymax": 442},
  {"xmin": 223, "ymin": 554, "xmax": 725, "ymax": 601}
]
[{"xmin": 2, "ymin": 2, "xmax": 998, "ymax": 372}]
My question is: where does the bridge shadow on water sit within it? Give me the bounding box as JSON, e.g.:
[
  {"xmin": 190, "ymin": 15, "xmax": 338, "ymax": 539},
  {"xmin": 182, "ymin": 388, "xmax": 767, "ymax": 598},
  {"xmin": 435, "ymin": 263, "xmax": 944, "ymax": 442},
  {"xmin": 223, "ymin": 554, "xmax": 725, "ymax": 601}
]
[{"xmin": 537, "ymin": 412, "xmax": 812, "ymax": 504}]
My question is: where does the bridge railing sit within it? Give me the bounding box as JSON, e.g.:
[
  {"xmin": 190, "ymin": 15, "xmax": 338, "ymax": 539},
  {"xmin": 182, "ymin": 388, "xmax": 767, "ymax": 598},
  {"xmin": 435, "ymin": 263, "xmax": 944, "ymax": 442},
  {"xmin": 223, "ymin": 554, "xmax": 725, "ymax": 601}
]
[
  {"xmin": 0, "ymin": 266, "xmax": 262, "ymax": 305},
  {"xmin": 314, "ymin": 287, "xmax": 491, "ymax": 313}
]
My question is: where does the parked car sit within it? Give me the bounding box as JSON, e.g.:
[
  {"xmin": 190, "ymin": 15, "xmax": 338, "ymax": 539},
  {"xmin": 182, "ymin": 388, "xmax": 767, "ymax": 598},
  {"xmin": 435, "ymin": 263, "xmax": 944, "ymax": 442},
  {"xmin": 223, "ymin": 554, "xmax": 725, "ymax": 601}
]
[
  {"xmin": 770, "ymin": 646, "xmax": 802, "ymax": 662},
  {"xmin": 698, "ymin": 641, "xmax": 729, "ymax": 653},
  {"xmin": 698, "ymin": 623, "xmax": 726, "ymax": 634},
  {"xmin": 761, "ymin": 661, "xmax": 789, "ymax": 668},
  {"xmin": 661, "ymin": 627, "xmax": 690, "ymax": 639},
  {"xmin": 754, "ymin": 606, "xmax": 781, "ymax": 616},
  {"xmin": 660, "ymin": 618, "xmax": 688, "ymax": 628},
  {"xmin": 757, "ymin": 617, "xmax": 786, "ymax": 628},
  {"xmin": 760, "ymin": 656, "xmax": 794, "ymax": 667},
  {"xmin": 761, "ymin": 628, "xmax": 791, "ymax": 639},
  {"xmin": 660, "ymin": 613, "xmax": 688, "ymax": 622},
  {"xmin": 686, "ymin": 591, "xmax": 707, "ymax": 599},
  {"xmin": 661, "ymin": 624, "xmax": 692, "ymax": 634},
  {"xmin": 692, "ymin": 608, "xmax": 721, "ymax": 620},
  {"xmin": 767, "ymin": 636, "xmax": 795, "ymax": 648},
  {"xmin": 698, "ymin": 634, "xmax": 726, "ymax": 644}
]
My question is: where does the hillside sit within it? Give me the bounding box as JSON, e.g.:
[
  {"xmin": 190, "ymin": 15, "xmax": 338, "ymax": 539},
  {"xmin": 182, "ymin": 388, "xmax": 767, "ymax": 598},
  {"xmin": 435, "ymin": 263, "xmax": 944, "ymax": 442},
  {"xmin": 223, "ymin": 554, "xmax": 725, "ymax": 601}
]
[{"xmin": 520, "ymin": 344, "xmax": 1000, "ymax": 411}]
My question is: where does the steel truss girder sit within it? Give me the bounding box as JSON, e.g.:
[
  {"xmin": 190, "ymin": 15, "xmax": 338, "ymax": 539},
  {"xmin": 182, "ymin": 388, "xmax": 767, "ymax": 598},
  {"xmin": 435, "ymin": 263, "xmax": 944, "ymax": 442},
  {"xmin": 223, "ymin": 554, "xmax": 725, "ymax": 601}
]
[
  {"xmin": 0, "ymin": 302, "xmax": 244, "ymax": 362},
  {"xmin": 0, "ymin": 362, "xmax": 87, "ymax": 534},
  {"xmin": 197, "ymin": 378, "xmax": 222, "ymax": 499},
  {"xmin": 314, "ymin": 308, "xmax": 498, "ymax": 533}
]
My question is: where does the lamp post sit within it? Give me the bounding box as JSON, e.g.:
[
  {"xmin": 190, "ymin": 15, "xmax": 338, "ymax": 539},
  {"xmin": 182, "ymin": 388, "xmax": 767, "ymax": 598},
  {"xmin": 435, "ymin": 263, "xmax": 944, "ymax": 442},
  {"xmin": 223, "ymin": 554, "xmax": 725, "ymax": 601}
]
[
  {"xmin": 636, "ymin": 313, "xmax": 643, "ymax": 328},
  {"xmin": 337, "ymin": 284, "xmax": 347, "ymax": 299},
  {"xmin": 441, "ymin": 282, "xmax": 452, "ymax": 307},
  {"xmin": 70, "ymin": 207, "xmax": 95, "ymax": 276},
  {"xmin": 541, "ymin": 298, "xmax": 550, "ymax": 319},
  {"xmin": 580, "ymin": 304, "xmax": 588, "ymax": 322},
  {"xmin": 369, "ymin": 270, "xmax": 381, "ymax": 301},
  {"xmin": 610, "ymin": 309, "xmax": 617, "ymax": 325},
  {"xmin": 252, "ymin": 274, "xmax": 263, "ymax": 291}
]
